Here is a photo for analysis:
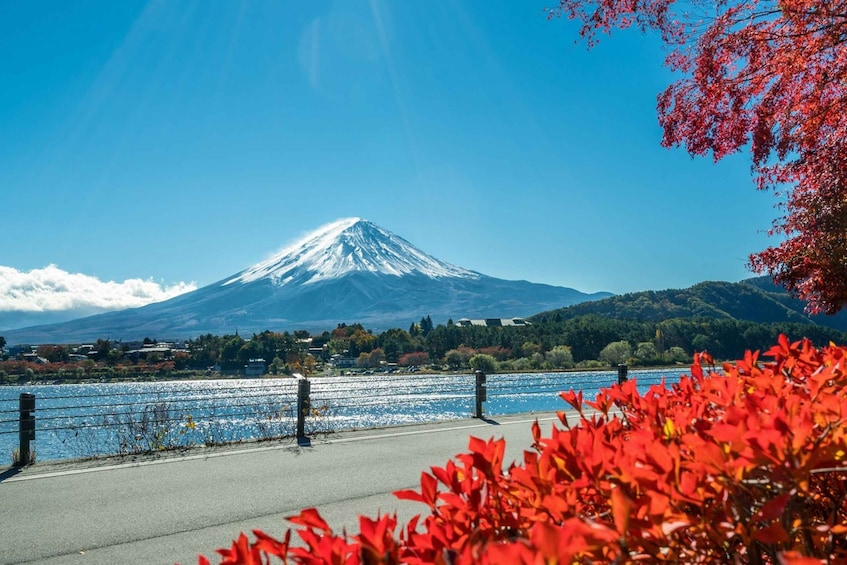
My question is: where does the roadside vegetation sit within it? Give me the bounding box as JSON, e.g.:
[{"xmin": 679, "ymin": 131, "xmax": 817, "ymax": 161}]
[{"xmin": 204, "ymin": 337, "xmax": 847, "ymax": 563}]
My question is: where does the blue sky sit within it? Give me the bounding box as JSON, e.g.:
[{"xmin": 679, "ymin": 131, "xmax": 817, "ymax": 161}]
[{"xmin": 1, "ymin": 0, "xmax": 777, "ymax": 318}]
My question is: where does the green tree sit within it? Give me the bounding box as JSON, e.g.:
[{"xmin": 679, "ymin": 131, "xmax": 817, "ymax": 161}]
[
  {"xmin": 444, "ymin": 347, "xmax": 474, "ymax": 370},
  {"xmin": 425, "ymin": 324, "xmax": 462, "ymax": 360},
  {"xmin": 269, "ymin": 357, "xmax": 283, "ymax": 375},
  {"xmin": 566, "ymin": 316, "xmax": 626, "ymax": 361},
  {"xmin": 420, "ymin": 315, "xmax": 434, "ymax": 336},
  {"xmin": 545, "ymin": 345, "xmax": 574, "ymax": 369},
  {"xmin": 519, "ymin": 341, "xmax": 541, "ymax": 358},
  {"xmin": 512, "ymin": 357, "xmax": 534, "ymax": 371},
  {"xmin": 469, "ymin": 353, "xmax": 498, "ymax": 374},
  {"xmin": 187, "ymin": 334, "xmax": 216, "ymax": 368},
  {"xmin": 691, "ymin": 334, "xmax": 712, "ymax": 354},
  {"xmin": 106, "ymin": 348, "xmax": 122, "ymax": 366},
  {"xmin": 666, "ymin": 346, "xmax": 690, "ymax": 364},
  {"xmin": 327, "ymin": 339, "xmax": 348, "ymax": 356},
  {"xmin": 237, "ymin": 339, "xmax": 264, "ymax": 363},
  {"xmin": 378, "ymin": 328, "xmax": 415, "ymax": 363},
  {"xmin": 531, "ymin": 352, "xmax": 546, "ymax": 369},
  {"xmin": 599, "ymin": 340, "xmax": 632, "ymax": 366},
  {"xmin": 635, "ymin": 342, "xmax": 659, "ymax": 362},
  {"xmin": 94, "ymin": 338, "xmax": 111, "ymax": 361},
  {"xmin": 220, "ymin": 336, "xmax": 246, "ymax": 364}
]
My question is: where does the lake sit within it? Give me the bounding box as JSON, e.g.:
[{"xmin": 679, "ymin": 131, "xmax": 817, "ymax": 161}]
[{"xmin": 0, "ymin": 368, "xmax": 685, "ymax": 462}]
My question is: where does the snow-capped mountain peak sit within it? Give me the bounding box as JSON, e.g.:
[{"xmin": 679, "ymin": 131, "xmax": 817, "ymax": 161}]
[{"xmin": 224, "ymin": 218, "xmax": 479, "ymax": 286}]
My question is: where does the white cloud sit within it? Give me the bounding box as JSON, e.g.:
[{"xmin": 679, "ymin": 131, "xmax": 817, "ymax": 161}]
[{"xmin": 0, "ymin": 264, "xmax": 197, "ymax": 313}]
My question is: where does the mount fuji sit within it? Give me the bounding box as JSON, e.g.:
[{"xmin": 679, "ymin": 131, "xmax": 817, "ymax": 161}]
[{"xmin": 4, "ymin": 219, "xmax": 612, "ymax": 343}]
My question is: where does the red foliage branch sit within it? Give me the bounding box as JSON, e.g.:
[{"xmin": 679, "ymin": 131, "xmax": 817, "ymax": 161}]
[
  {"xmin": 201, "ymin": 336, "xmax": 847, "ymax": 563},
  {"xmin": 549, "ymin": 0, "xmax": 847, "ymax": 314}
]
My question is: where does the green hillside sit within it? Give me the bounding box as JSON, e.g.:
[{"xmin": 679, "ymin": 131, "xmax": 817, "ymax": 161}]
[
  {"xmin": 517, "ymin": 279, "xmax": 847, "ymax": 361},
  {"xmin": 531, "ymin": 279, "xmax": 847, "ymax": 331}
]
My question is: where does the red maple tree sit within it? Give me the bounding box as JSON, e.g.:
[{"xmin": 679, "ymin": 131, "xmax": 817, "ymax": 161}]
[{"xmin": 549, "ymin": 0, "xmax": 847, "ymax": 314}]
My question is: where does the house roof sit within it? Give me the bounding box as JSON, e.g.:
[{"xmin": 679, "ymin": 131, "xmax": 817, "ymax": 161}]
[{"xmin": 455, "ymin": 317, "xmax": 531, "ymax": 327}]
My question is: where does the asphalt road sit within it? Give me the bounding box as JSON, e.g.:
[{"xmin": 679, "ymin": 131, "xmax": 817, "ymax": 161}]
[{"xmin": 0, "ymin": 412, "xmax": 563, "ymax": 565}]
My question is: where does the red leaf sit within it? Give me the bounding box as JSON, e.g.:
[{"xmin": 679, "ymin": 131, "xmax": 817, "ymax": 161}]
[
  {"xmin": 755, "ymin": 493, "xmax": 791, "ymax": 524},
  {"xmin": 754, "ymin": 523, "xmax": 790, "ymax": 545},
  {"xmin": 610, "ymin": 487, "xmax": 631, "ymax": 536},
  {"xmin": 286, "ymin": 507, "xmax": 331, "ymax": 532}
]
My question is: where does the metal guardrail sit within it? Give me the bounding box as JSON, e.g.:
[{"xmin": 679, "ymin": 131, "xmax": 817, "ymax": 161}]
[{"xmin": 0, "ymin": 366, "xmax": 677, "ymax": 463}]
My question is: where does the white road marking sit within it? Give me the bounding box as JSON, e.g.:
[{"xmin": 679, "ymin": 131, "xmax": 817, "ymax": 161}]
[{"xmin": 2, "ymin": 414, "xmax": 562, "ymax": 483}]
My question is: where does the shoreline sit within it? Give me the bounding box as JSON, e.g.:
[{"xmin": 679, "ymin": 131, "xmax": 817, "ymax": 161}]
[
  {"xmin": 0, "ymin": 410, "xmax": 565, "ymax": 476},
  {"xmin": 0, "ymin": 363, "xmax": 693, "ymax": 387}
]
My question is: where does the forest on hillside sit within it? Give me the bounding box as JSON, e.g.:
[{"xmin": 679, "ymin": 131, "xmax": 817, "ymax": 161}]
[
  {"xmin": 3, "ymin": 312, "xmax": 845, "ymax": 383},
  {"xmin": 5, "ymin": 279, "xmax": 847, "ymax": 381}
]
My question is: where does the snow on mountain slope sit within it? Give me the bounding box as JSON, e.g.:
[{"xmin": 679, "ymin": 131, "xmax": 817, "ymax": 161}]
[
  {"xmin": 224, "ymin": 218, "xmax": 479, "ymax": 286},
  {"xmin": 2, "ymin": 218, "xmax": 614, "ymax": 343}
]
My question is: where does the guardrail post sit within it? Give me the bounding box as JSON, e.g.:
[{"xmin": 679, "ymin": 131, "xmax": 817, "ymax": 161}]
[
  {"xmin": 17, "ymin": 393, "xmax": 35, "ymax": 466},
  {"xmin": 474, "ymin": 370, "xmax": 486, "ymax": 418},
  {"xmin": 617, "ymin": 364, "xmax": 628, "ymax": 386},
  {"xmin": 296, "ymin": 378, "xmax": 311, "ymax": 440}
]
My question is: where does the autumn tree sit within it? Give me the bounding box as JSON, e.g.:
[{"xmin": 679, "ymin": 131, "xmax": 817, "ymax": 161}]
[
  {"xmin": 353, "ymin": 352, "xmax": 367, "ymax": 369},
  {"xmin": 36, "ymin": 344, "xmax": 70, "ymax": 363},
  {"xmin": 550, "ymin": 0, "xmax": 847, "ymax": 313},
  {"xmin": 399, "ymin": 351, "xmax": 430, "ymax": 367},
  {"xmin": 357, "ymin": 348, "xmax": 384, "ymax": 369}
]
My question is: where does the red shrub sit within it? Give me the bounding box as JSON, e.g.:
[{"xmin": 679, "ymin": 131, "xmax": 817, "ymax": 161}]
[
  {"xmin": 200, "ymin": 336, "xmax": 847, "ymax": 563},
  {"xmin": 398, "ymin": 352, "xmax": 429, "ymax": 367}
]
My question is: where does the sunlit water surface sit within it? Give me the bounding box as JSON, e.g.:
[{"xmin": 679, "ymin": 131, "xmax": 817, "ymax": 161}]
[{"xmin": 0, "ymin": 368, "xmax": 683, "ymax": 462}]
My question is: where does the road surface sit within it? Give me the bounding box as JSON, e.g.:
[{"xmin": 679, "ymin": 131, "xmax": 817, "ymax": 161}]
[{"xmin": 0, "ymin": 412, "xmax": 563, "ymax": 565}]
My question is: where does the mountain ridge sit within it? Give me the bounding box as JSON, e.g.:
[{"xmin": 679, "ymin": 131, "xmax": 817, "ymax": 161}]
[
  {"xmin": 2, "ymin": 219, "xmax": 611, "ymax": 343},
  {"xmin": 530, "ymin": 278, "xmax": 847, "ymax": 332}
]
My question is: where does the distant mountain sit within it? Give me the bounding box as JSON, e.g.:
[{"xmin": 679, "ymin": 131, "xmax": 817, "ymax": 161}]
[
  {"xmin": 3, "ymin": 219, "xmax": 611, "ymax": 344},
  {"xmin": 530, "ymin": 278, "xmax": 847, "ymax": 331},
  {"xmin": 0, "ymin": 309, "xmax": 107, "ymax": 332}
]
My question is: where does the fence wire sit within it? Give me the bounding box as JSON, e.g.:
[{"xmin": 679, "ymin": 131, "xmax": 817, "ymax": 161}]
[{"xmin": 1, "ymin": 369, "xmax": 685, "ymax": 462}]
